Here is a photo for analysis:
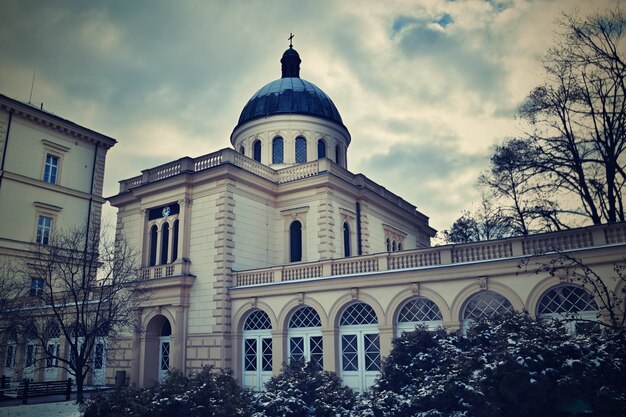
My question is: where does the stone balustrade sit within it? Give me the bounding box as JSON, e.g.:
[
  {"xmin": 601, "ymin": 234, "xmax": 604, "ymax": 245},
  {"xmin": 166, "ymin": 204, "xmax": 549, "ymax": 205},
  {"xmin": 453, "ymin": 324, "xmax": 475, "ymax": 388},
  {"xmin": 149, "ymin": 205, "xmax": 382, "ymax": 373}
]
[
  {"xmin": 117, "ymin": 149, "xmax": 420, "ymax": 218},
  {"xmin": 140, "ymin": 261, "xmax": 191, "ymax": 280},
  {"xmin": 233, "ymin": 222, "xmax": 626, "ymax": 287}
]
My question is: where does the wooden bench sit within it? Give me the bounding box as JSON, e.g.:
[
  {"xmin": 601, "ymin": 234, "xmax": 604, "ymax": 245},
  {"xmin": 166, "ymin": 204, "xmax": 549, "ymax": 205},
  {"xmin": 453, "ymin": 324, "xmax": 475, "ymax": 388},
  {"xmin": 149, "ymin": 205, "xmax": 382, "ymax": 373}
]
[{"xmin": 16, "ymin": 379, "xmax": 72, "ymax": 404}]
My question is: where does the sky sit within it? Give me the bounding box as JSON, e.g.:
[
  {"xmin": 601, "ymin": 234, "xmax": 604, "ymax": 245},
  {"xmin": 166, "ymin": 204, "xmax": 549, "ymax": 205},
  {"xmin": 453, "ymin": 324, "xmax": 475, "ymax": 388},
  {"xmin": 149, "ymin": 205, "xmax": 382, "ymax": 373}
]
[{"xmin": 0, "ymin": 0, "xmax": 620, "ymax": 235}]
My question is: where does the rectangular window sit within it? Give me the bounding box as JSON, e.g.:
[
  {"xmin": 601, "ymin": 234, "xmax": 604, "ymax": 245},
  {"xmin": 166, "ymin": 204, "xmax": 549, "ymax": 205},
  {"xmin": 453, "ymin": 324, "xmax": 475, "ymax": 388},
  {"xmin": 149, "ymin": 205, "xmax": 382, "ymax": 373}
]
[
  {"xmin": 94, "ymin": 343, "xmax": 104, "ymax": 369},
  {"xmin": 30, "ymin": 278, "xmax": 44, "ymax": 297},
  {"xmin": 261, "ymin": 338, "xmax": 272, "ymax": 372},
  {"xmin": 244, "ymin": 339, "xmax": 257, "ymax": 371},
  {"xmin": 46, "ymin": 343, "xmax": 59, "ymax": 367},
  {"xmin": 341, "ymin": 334, "xmax": 358, "ymax": 371},
  {"xmin": 43, "ymin": 154, "xmax": 59, "ymax": 184},
  {"xmin": 289, "ymin": 337, "xmax": 305, "ymax": 363},
  {"xmin": 36, "ymin": 215, "xmax": 52, "ymax": 244}
]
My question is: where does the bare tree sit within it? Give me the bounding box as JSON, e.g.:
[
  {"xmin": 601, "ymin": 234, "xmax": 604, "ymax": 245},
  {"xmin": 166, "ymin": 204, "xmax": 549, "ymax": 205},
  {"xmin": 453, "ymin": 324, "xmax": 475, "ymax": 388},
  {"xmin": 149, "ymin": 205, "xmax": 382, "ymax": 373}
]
[
  {"xmin": 442, "ymin": 197, "xmax": 515, "ymax": 243},
  {"xmin": 485, "ymin": 8, "xmax": 626, "ymax": 228},
  {"xmin": 11, "ymin": 226, "xmax": 148, "ymax": 403}
]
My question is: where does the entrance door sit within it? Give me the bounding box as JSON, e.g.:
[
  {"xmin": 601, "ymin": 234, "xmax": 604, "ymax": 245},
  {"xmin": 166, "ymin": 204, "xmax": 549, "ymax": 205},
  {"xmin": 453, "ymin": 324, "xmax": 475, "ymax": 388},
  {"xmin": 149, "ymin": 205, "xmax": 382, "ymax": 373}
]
[
  {"xmin": 92, "ymin": 339, "xmax": 106, "ymax": 385},
  {"xmin": 242, "ymin": 336, "xmax": 272, "ymax": 390},
  {"xmin": 158, "ymin": 336, "xmax": 170, "ymax": 381},
  {"xmin": 44, "ymin": 341, "xmax": 60, "ymax": 381}
]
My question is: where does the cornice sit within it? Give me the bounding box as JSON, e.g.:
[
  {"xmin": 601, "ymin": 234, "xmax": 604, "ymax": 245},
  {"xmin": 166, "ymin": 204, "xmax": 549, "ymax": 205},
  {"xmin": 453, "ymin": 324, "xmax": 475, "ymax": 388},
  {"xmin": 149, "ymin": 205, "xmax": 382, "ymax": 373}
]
[{"xmin": 2, "ymin": 170, "xmax": 106, "ymax": 203}]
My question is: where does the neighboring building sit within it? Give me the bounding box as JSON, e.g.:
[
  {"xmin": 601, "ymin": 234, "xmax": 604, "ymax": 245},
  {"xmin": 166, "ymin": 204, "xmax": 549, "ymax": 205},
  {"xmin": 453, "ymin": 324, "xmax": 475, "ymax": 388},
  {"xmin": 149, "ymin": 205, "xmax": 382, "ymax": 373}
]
[
  {"xmin": 106, "ymin": 45, "xmax": 626, "ymax": 392},
  {"xmin": 0, "ymin": 93, "xmax": 116, "ymax": 384}
]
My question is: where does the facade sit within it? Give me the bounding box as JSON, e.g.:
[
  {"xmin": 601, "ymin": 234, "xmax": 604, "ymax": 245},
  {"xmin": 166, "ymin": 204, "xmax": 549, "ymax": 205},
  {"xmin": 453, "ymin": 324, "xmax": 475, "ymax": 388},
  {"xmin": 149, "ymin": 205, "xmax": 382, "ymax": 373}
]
[
  {"xmin": 104, "ymin": 46, "xmax": 626, "ymax": 392},
  {"xmin": 0, "ymin": 93, "xmax": 116, "ymax": 384}
]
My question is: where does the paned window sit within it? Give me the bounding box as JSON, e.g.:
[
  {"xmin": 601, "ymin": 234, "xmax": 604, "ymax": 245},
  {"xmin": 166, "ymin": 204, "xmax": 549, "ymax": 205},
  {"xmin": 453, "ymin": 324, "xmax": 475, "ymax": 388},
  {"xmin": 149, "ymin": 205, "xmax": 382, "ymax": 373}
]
[
  {"xmin": 172, "ymin": 220, "xmax": 179, "ymax": 262},
  {"xmin": 43, "ymin": 154, "xmax": 59, "ymax": 184},
  {"xmin": 272, "ymin": 137, "xmax": 284, "ymax": 164},
  {"xmin": 244, "ymin": 339, "xmax": 257, "ymax": 371},
  {"xmin": 25, "ymin": 344, "xmax": 36, "ymax": 367},
  {"xmin": 340, "ymin": 303, "xmax": 378, "ymax": 326},
  {"xmin": 244, "ymin": 310, "xmax": 272, "ymax": 330},
  {"xmin": 161, "ymin": 222, "xmax": 169, "ymax": 264},
  {"xmin": 30, "ymin": 278, "xmax": 44, "ymax": 297},
  {"xmin": 398, "ymin": 297, "xmax": 443, "ymax": 323},
  {"xmin": 36, "ymin": 215, "xmax": 52, "ymax": 245},
  {"xmin": 295, "ymin": 137, "xmax": 307, "ymax": 163},
  {"xmin": 160, "ymin": 342, "xmax": 170, "ymax": 371},
  {"xmin": 537, "ymin": 285, "xmax": 599, "ymax": 333},
  {"xmin": 288, "ymin": 306, "xmax": 323, "ymax": 367},
  {"xmin": 461, "ymin": 291, "xmax": 514, "ymax": 332},
  {"xmin": 5, "ymin": 345, "xmax": 15, "ymax": 368},
  {"xmin": 364, "ymin": 334, "xmax": 381, "ymax": 371},
  {"xmin": 341, "ymin": 335, "xmax": 358, "ymax": 371},
  {"xmin": 94, "ymin": 343, "xmax": 105, "ymax": 370},
  {"xmin": 46, "ymin": 343, "xmax": 59, "ymax": 367},
  {"xmin": 261, "ymin": 339, "xmax": 272, "ymax": 371}
]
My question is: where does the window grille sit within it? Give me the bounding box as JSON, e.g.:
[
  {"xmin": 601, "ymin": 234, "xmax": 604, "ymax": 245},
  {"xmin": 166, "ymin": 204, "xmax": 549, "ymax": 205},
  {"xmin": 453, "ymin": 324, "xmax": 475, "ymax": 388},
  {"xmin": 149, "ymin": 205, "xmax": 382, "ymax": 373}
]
[
  {"xmin": 244, "ymin": 339, "xmax": 257, "ymax": 371},
  {"xmin": 537, "ymin": 285, "xmax": 598, "ymax": 315},
  {"xmin": 160, "ymin": 342, "xmax": 170, "ymax": 371},
  {"xmin": 244, "ymin": 310, "xmax": 272, "ymax": 330},
  {"xmin": 261, "ymin": 339, "xmax": 272, "ymax": 371},
  {"xmin": 340, "ymin": 303, "xmax": 378, "ymax": 326},
  {"xmin": 398, "ymin": 297, "xmax": 443, "ymax": 323},
  {"xmin": 289, "ymin": 306, "xmax": 321, "ymax": 328},
  {"xmin": 310, "ymin": 336, "xmax": 323, "ymax": 368},
  {"xmin": 289, "ymin": 337, "xmax": 305, "ymax": 363},
  {"xmin": 43, "ymin": 154, "xmax": 59, "ymax": 184},
  {"xmin": 272, "ymin": 137, "xmax": 284, "ymax": 164},
  {"xmin": 341, "ymin": 335, "xmax": 358, "ymax": 371},
  {"xmin": 295, "ymin": 137, "xmax": 307, "ymax": 163},
  {"xmin": 462, "ymin": 291, "xmax": 514, "ymax": 321},
  {"xmin": 364, "ymin": 334, "xmax": 381, "ymax": 371}
]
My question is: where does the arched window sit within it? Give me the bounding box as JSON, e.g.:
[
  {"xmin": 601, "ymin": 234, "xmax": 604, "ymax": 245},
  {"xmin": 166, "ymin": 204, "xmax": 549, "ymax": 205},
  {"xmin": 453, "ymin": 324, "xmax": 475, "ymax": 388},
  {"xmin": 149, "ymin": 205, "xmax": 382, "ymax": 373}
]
[
  {"xmin": 171, "ymin": 220, "xmax": 179, "ymax": 262},
  {"xmin": 272, "ymin": 137, "xmax": 284, "ymax": 164},
  {"xmin": 396, "ymin": 297, "xmax": 443, "ymax": 335},
  {"xmin": 335, "ymin": 145, "xmax": 341, "ymax": 165},
  {"xmin": 343, "ymin": 223, "xmax": 351, "ymax": 257},
  {"xmin": 253, "ymin": 140, "xmax": 262, "ymax": 162},
  {"xmin": 339, "ymin": 302, "xmax": 380, "ymax": 392},
  {"xmin": 149, "ymin": 225, "xmax": 158, "ymax": 266},
  {"xmin": 386, "ymin": 238, "xmax": 391, "ymax": 252},
  {"xmin": 4, "ymin": 330, "xmax": 17, "ymax": 375},
  {"xmin": 537, "ymin": 285, "xmax": 599, "ymax": 333},
  {"xmin": 288, "ymin": 306, "xmax": 322, "ymax": 367},
  {"xmin": 295, "ymin": 137, "xmax": 307, "ymax": 163},
  {"xmin": 317, "ymin": 139, "xmax": 326, "ymax": 159},
  {"xmin": 243, "ymin": 310, "xmax": 273, "ymax": 390},
  {"xmin": 392, "ymin": 241, "xmax": 397, "ymax": 251},
  {"xmin": 161, "ymin": 222, "xmax": 169, "ymax": 264},
  {"xmin": 240, "ymin": 146, "xmax": 245, "ymax": 155},
  {"xmin": 290, "ymin": 221, "xmax": 302, "ymax": 262},
  {"xmin": 461, "ymin": 291, "xmax": 514, "ymax": 332},
  {"xmin": 397, "ymin": 243, "xmax": 402, "ymax": 251}
]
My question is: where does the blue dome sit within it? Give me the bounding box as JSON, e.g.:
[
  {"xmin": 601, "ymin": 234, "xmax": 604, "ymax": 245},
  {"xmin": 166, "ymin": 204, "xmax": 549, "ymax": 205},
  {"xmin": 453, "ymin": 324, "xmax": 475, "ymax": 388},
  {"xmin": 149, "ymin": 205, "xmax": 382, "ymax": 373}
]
[{"xmin": 236, "ymin": 77, "xmax": 344, "ymax": 128}]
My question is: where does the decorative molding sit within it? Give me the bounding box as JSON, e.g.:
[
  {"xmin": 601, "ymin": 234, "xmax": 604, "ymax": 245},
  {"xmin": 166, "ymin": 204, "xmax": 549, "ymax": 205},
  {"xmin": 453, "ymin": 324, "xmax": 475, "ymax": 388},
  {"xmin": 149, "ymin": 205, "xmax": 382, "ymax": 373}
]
[
  {"xmin": 478, "ymin": 277, "xmax": 488, "ymax": 290},
  {"xmin": 41, "ymin": 139, "xmax": 71, "ymax": 153},
  {"xmin": 33, "ymin": 201, "xmax": 63, "ymax": 213},
  {"xmin": 351, "ymin": 288, "xmax": 358, "ymax": 300},
  {"xmin": 249, "ymin": 297, "xmax": 257, "ymax": 308},
  {"xmin": 410, "ymin": 282, "xmax": 419, "ymax": 295},
  {"xmin": 297, "ymin": 292, "xmax": 304, "ymax": 304}
]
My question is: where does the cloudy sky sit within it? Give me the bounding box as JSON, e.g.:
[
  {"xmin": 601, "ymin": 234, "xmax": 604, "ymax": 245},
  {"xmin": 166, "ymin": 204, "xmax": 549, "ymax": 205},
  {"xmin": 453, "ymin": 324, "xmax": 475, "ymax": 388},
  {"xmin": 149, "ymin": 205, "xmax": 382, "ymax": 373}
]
[{"xmin": 0, "ymin": 0, "xmax": 619, "ymax": 234}]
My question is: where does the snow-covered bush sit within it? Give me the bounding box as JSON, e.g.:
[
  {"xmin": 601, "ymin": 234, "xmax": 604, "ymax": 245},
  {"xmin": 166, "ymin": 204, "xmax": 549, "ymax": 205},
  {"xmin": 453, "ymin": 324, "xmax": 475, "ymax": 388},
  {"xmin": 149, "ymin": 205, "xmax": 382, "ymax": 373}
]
[
  {"xmin": 252, "ymin": 360, "xmax": 356, "ymax": 417},
  {"xmin": 83, "ymin": 366, "xmax": 252, "ymax": 417},
  {"xmin": 357, "ymin": 313, "xmax": 626, "ymax": 417}
]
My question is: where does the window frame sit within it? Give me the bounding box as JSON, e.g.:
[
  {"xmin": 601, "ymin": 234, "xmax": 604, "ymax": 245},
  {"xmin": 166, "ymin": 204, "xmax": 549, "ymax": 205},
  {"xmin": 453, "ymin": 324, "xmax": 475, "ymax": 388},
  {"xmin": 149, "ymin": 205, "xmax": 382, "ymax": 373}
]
[
  {"xmin": 272, "ymin": 136, "xmax": 284, "ymax": 164},
  {"xmin": 40, "ymin": 139, "xmax": 69, "ymax": 186}
]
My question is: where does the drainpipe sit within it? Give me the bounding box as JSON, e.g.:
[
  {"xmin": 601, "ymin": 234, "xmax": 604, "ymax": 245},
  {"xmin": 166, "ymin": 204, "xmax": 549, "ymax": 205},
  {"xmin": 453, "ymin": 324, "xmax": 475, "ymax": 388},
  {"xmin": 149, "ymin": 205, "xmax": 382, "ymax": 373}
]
[
  {"xmin": 84, "ymin": 143, "xmax": 99, "ymax": 253},
  {"xmin": 0, "ymin": 110, "xmax": 14, "ymax": 190},
  {"xmin": 356, "ymin": 202, "xmax": 362, "ymax": 256}
]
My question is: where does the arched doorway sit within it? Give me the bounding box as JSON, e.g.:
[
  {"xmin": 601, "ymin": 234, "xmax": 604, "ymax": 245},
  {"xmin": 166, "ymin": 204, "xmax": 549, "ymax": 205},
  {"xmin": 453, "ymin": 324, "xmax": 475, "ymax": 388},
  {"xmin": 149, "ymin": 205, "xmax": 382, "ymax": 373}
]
[
  {"xmin": 242, "ymin": 310, "xmax": 273, "ymax": 390},
  {"xmin": 287, "ymin": 306, "xmax": 323, "ymax": 367},
  {"xmin": 144, "ymin": 315, "xmax": 172, "ymax": 383},
  {"xmin": 338, "ymin": 302, "xmax": 380, "ymax": 391}
]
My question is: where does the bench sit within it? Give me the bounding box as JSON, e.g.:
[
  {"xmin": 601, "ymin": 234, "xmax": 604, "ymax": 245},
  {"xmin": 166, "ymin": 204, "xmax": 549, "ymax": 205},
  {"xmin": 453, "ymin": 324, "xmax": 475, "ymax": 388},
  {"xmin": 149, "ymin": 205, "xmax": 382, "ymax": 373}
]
[{"xmin": 16, "ymin": 379, "xmax": 72, "ymax": 404}]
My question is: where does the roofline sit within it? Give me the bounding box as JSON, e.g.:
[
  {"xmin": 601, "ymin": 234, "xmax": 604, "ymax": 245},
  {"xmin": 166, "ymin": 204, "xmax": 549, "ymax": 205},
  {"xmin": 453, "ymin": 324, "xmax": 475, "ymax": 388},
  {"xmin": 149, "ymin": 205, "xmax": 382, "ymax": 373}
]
[{"xmin": 0, "ymin": 93, "xmax": 117, "ymax": 148}]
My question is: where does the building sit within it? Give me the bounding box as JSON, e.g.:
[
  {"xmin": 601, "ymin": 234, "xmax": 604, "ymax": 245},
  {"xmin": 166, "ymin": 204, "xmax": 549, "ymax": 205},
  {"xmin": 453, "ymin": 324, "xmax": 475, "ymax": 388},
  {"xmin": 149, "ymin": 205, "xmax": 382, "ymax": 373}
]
[
  {"xmin": 105, "ymin": 45, "xmax": 626, "ymax": 392},
  {"xmin": 0, "ymin": 93, "xmax": 117, "ymax": 384}
]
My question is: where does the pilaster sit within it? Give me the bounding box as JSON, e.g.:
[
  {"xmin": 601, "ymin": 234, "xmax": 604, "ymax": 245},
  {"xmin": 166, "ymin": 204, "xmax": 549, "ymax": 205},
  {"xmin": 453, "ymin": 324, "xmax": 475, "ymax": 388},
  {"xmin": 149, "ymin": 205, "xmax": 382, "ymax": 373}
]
[{"xmin": 317, "ymin": 188, "xmax": 336, "ymax": 260}]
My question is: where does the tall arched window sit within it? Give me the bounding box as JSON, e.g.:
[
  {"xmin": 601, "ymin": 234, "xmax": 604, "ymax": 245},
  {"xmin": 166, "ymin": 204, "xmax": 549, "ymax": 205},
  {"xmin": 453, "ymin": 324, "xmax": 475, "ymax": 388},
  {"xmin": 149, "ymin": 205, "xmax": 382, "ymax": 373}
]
[
  {"xmin": 295, "ymin": 137, "xmax": 307, "ymax": 163},
  {"xmin": 253, "ymin": 140, "xmax": 262, "ymax": 162},
  {"xmin": 171, "ymin": 220, "xmax": 179, "ymax": 262},
  {"xmin": 396, "ymin": 297, "xmax": 443, "ymax": 335},
  {"xmin": 242, "ymin": 310, "xmax": 273, "ymax": 390},
  {"xmin": 317, "ymin": 139, "xmax": 326, "ymax": 159},
  {"xmin": 290, "ymin": 221, "xmax": 302, "ymax": 262},
  {"xmin": 461, "ymin": 291, "xmax": 514, "ymax": 332},
  {"xmin": 161, "ymin": 222, "xmax": 169, "ymax": 264},
  {"xmin": 335, "ymin": 145, "xmax": 341, "ymax": 165},
  {"xmin": 288, "ymin": 306, "xmax": 323, "ymax": 368},
  {"xmin": 339, "ymin": 302, "xmax": 380, "ymax": 392},
  {"xmin": 272, "ymin": 137, "xmax": 284, "ymax": 164},
  {"xmin": 159, "ymin": 320, "xmax": 172, "ymax": 381},
  {"xmin": 537, "ymin": 285, "xmax": 599, "ymax": 333},
  {"xmin": 386, "ymin": 238, "xmax": 391, "ymax": 252},
  {"xmin": 149, "ymin": 225, "xmax": 158, "ymax": 266},
  {"xmin": 44, "ymin": 324, "xmax": 61, "ymax": 381},
  {"xmin": 240, "ymin": 146, "xmax": 245, "ymax": 155},
  {"xmin": 343, "ymin": 222, "xmax": 351, "ymax": 257}
]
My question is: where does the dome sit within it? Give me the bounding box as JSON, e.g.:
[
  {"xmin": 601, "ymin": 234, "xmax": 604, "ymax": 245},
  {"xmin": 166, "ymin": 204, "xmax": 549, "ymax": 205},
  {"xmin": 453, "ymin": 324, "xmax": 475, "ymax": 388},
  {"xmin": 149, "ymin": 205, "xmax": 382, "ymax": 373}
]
[
  {"xmin": 236, "ymin": 77, "xmax": 344, "ymax": 128},
  {"xmin": 234, "ymin": 46, "xmax": 344, "ymax": 131}
]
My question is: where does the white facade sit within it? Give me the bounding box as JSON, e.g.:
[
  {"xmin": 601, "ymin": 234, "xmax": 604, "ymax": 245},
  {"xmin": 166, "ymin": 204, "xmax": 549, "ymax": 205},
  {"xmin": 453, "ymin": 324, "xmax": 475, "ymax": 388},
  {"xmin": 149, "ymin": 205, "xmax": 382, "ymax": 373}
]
[
  {"xmin": 0, "ymin": 93, "xmax": 116, "ymax": 384},
  {"xmin": 105, "ymin": 47, "xmax": 626, "ymax": 391}
]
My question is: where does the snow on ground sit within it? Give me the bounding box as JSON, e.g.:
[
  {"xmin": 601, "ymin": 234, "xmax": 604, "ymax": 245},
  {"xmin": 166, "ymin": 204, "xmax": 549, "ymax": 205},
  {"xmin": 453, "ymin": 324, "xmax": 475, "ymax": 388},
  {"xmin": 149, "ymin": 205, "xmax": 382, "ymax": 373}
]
[{"xmin": 0, "ymin": 401, "xmax": 81, "ymax": 417}]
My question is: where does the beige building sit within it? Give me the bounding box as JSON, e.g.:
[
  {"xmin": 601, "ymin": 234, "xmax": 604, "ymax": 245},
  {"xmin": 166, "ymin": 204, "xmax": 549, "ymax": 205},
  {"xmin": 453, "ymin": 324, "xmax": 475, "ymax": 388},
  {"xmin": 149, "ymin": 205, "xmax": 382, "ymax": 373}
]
[
  {"xmin": 0, "ymin": 93, "xmax": 116, "ymax": 384},
  {"xmin": 106, "ymin": 45, "xmax": 626, "ymax": 392}
]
